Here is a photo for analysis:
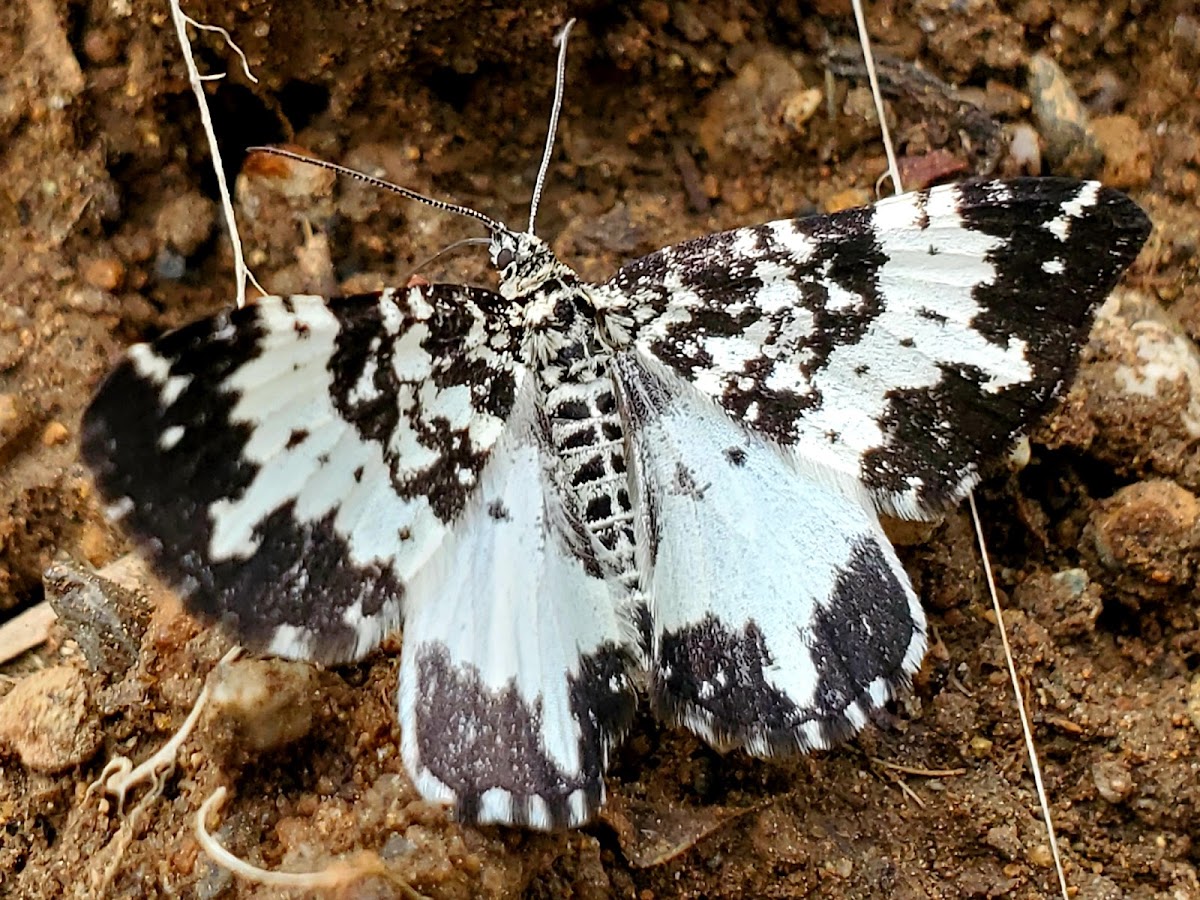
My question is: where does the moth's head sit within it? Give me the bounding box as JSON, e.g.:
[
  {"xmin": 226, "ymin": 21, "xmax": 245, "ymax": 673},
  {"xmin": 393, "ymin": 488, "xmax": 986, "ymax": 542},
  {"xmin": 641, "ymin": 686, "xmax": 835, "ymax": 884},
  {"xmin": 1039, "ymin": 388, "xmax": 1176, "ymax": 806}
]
[{"xmin": 490, "ymin": 229, "xmax": 562, "ymax": 300}]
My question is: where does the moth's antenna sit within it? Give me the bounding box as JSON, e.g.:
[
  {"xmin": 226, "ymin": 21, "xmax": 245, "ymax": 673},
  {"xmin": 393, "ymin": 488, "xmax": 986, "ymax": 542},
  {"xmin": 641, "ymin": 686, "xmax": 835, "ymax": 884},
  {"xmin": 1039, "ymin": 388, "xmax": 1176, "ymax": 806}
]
[
  {"xmin": 245, "ymin": 146, "xmax": 506, "ymax": 233},
  {"xmin": 403, "ymin": 237, "xmax": 492, "ymax": 283},
  {"xmin": 527, "ymin": 18, "xmax": 576, "ymax": 234}
]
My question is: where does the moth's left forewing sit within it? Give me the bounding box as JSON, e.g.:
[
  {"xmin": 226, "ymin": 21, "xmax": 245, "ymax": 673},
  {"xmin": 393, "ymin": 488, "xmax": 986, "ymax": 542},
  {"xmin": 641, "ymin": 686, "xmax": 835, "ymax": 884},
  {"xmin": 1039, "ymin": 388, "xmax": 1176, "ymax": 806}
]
[{"xmin": 606, "ymin": 178, "xmax": 1150, "ymax": 521}]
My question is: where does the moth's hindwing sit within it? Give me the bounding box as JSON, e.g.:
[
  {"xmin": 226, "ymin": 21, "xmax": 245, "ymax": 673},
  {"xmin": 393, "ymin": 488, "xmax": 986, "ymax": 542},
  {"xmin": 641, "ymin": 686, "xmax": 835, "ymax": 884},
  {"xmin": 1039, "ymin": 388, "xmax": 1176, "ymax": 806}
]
[
  {"xmin": 81, "ymin": 286, "xmax": 522, "ymax": 664},
  {"xmin": 613, "ymin": 351, "xmax": 926, "ymax": 753},
  {"xmin": 397, "ymin": 383, "xmax": 638, "ymax": 829},
  {"xmin": 608, "ymin": 178, "xmax": 1151, "ymax": 520}
]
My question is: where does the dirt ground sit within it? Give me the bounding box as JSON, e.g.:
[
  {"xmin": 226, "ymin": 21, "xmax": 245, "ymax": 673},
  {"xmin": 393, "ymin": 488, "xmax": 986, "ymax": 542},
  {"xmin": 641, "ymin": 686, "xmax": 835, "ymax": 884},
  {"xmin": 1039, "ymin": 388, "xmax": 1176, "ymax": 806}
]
[{"xmin": 1, "ymin": 0, "xmax": 1198, "ymax": 897}]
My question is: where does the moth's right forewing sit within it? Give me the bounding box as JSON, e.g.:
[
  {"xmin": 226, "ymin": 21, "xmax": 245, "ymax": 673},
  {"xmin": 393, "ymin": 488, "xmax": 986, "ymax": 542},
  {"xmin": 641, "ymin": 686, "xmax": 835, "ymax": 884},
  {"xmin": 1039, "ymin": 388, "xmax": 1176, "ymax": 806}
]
[{"xmin": 81, "ymin": 286, "xmax": 523, "ymax": 665}]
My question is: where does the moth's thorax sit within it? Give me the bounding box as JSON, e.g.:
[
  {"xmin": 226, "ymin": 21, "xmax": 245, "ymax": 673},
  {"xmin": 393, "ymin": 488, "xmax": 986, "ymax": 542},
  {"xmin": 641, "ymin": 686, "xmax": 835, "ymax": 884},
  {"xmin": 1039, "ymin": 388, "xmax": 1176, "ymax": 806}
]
[
  {"xmin": 487, "ymin": 228, "xmax": 604, "ymax": 381},
  {"xmin": 519, "ymin": 275, "xmax": 602, "ymax": 384}
]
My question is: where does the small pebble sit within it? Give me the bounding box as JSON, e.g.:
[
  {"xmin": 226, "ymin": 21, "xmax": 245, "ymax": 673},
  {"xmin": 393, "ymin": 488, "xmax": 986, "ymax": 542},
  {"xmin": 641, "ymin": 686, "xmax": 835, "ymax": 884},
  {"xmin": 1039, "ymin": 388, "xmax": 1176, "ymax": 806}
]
[
  {"xmin": 208, "ymin": 658, "xmax": 316, "ymax": 753},
  {"xmin": 1006, "ymin": 122, "xmax": 1042, "ymax": 174},
  {"xmin": 380, "ymin": 832, "xmax": 415, "ymax": 860},
  {"xmin": 1027, "ymin": 844, "xmax": 1054, "ymax": 869},
  {"xmin": 82, "ymin": 27, "xmax": 122, "ymax": 65},
  {"xmin": 1051, "ymin": 567, "xmax": 1090, "ymax": 595},
  {"xmin": 1085, "ymin": 479, "xmax": 1200, "ymax": 599},
  {"xmin": 66, "ymin": 285, "xmax": 114, "ymax": 314},
  {"xmin": 154, "ymin": 248, "xmax": 186, "ymax": 281},
  {"xmin": 0, "ymin": 666, "xmax": 101, "ymax": 773},
  {"xmin": 154, "ymin": 191, "xmax": 216, "ymax": 257},
  {"xmin": 81, "ymin": 256, "xmax": 125, "ymax": 291},
  {"xmin": 968, "ymin": 735, "xmax": 994, "ymax": 758},
  {"xmin": 780, "ymin": 87, "xmax": 823, "ymax": 132},
  {"xmin": 78, "ymin": 521, "xmax": 110, "ymax": 567},
  {"xmin": 985, "ymin": 824, "xmax": 1021, "ymax": 860},
  {"xmin": 41, "ymin": 421, "xmax": 69, "ymax": 446},
  {"xmin": 0, "ymin": 392, "xmax": 31, "ymax": 452},
  {"xmin": 1092, "ymin": 758, "xmax": 1135, "ymax": 804},
  {"xmin": 1027, "ymin": 53, "xmax": 1103, "ymax": 176}
]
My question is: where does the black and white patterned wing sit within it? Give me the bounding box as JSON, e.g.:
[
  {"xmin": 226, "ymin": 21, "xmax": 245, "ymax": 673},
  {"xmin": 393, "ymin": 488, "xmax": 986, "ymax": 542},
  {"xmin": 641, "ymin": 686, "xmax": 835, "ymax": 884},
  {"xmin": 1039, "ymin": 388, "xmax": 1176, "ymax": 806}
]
[
  {"xmin": 398, "ymin": 381, "xmax": 638, "ymax": 829},
  {"xmin": 602, "ymin": 178, "xmax": 1146, "ymax": 755},
  {"xmin": 82, "ymin": 286, "xmax": 522, "ymax": 665},
  {"xmin": 605, "ymin": 178, "xmax": 1151, "ymax": 519},
  {"xmin": 612, "ymin": 351, "xmax": 925, "ymax": 754}
]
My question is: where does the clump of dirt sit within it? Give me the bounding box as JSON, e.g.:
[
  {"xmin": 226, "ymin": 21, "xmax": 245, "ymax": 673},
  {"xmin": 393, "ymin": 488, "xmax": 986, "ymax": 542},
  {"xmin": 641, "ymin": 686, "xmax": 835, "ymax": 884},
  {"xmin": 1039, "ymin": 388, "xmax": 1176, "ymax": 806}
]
[{"xmin": 2, "ymin": 1, "xmax": 1199, "ymax": 898}]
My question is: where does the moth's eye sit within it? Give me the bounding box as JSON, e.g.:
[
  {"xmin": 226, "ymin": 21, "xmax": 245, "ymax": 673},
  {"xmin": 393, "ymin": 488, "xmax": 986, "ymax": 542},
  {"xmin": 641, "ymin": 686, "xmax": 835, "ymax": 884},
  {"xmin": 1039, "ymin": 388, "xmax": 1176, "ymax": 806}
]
[{"xmin": 495, "ymin": 248, "xmax": 515, "ymax": 270}]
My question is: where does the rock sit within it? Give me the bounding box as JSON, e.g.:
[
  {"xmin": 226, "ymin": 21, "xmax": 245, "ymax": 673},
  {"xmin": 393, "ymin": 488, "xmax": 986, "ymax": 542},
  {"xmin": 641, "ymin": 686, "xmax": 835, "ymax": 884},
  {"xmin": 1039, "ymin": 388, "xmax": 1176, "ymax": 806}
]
[
  {"xmin": 43, "ymin": 559, "xmax": 151, "ymax": 676},
  {"xmin": 0, "ymin": 666, "xmax": 100, "ymax": 772},
  {"xmin": 984, "ymin": 824, "xmax": 1021, "ymax": 860},
  {"xmin": 1092, "ymin": 757, "xmax": 1135, "ymax": 804},
  {"xmin": 698, "ymin": 50, "xmax": 821, "ymax": 165},
  {"xmin": 1050, "ymin": 291, "xmax": 1200, "ymax": 493},
  {"xmin": 1083, "ymin": 480, "xmax": 1200, "ymax": 603},
  {"xmin": 1092, "ymin": 114, "xmax": 1153, "ymax": 189},
  {"xmin": 154, "ymin": 190, "xmax": 216, "ymax": 257},
  {"xmin": 80, "ymin": 255, "xmax": 125, "ymax": 291},
  {"xmin": 207, "ymin": 658, "xmax": 316, "ymax": 753},
  {"xmin": 1028, "ymin": 53, "xmax": 1102, "ymax": 176},
  {"xmin": 40, "ymin": 421, "xmax": 68, "ymax": 446},
  {"xmin": 81, "ymin": 26, "xmax": 122, "ymax": 66},
  {"xmin": 1026, "ymin": 844, "xmax": 1054, "ymax": 868}
]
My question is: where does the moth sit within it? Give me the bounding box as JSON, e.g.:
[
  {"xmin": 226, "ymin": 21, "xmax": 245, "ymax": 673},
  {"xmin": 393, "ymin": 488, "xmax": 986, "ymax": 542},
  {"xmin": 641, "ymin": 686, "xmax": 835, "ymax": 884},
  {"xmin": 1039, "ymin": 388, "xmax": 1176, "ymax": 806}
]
[{"xmin": 81, "ymin": 23, "xmax": 1150, "ymax": 829}]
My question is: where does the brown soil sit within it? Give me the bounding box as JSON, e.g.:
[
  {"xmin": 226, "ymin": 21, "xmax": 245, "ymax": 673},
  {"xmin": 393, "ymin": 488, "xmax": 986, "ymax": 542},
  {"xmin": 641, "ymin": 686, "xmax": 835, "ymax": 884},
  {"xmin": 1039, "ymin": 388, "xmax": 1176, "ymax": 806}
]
[{"xmin": 2, "ymin": 1, "xmax": 1199, "ymax": 897}]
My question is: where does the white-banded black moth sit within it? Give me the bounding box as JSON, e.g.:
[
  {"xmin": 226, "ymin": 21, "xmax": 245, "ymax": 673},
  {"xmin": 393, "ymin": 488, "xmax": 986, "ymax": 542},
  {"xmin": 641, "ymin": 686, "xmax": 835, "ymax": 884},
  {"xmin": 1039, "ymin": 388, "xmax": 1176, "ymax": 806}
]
[{"xmin": 81, "ymin": 22, "xmax": 1150, "ymax": 829}]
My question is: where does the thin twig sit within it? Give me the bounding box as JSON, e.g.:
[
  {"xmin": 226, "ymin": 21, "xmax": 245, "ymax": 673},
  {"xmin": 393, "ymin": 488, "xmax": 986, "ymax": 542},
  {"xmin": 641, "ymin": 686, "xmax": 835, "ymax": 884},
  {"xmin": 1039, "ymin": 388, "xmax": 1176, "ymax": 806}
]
[
  {"xmin": 852, "ymin": 4, "xmax": 1070, "ymax": 895},
  {"xmin": 167, "ymin": 0, "xmax": 261, "ymax": 307},
  {"xmin": 870, "ymin": 758, "xmax": 968, "ymax": 778},
  {"xmin": 850, "ymin": 0, "xmax": 901, "ymax": 196},
  {"xmin": 180, "ymin": 14, "xmax": 259, "ymax": 83},
  {"xmin": 884, "ymin": 770, "xmax": 926, "ymax": 808},
  {"xmin": 969, "ymin": 493, "xmax": 1070, "ymax": 900}
]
